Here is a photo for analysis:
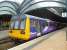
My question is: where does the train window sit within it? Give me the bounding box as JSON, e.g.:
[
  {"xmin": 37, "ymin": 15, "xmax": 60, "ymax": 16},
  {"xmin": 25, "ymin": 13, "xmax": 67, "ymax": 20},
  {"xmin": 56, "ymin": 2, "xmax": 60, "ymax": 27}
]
[
  {"xmin": 30, "ymin": 19, "xmax": 37, "ymax": 33},
  {"xmin": 14, "ymin": 20, "xmax": 19, "ymax": 29},
  {"xmin": 20, "ymin": 19, "xmax": 26, "ymax": 29},
  {"xmin": 39, "ymin": 20, "xmax": 48, "ymax": 33},
  {"xmin": 40, "ymin": 20, "xmax": 43, "ymax": 32},
  {"xmin": 10, "ymin": 16, "xmax": 18, "ymax": 29},
  {"xmin": 35, "ymin": 19, "xmax": 40, "ymax": 33}
]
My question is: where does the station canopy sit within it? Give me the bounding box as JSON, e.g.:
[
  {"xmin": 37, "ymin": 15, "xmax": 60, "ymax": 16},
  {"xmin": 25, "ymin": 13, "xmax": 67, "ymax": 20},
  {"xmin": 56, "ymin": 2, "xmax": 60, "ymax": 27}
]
[
  {"xmin": 19, "ymin": 0, "xmax": 67, "ymax": 23},
  {"xmin": 0, "ymin": 1, "xmax": 19, "ymax": 15},
  {"xmin": 0, "ymin": 0, "xmax": 67, "ymax": 23}
]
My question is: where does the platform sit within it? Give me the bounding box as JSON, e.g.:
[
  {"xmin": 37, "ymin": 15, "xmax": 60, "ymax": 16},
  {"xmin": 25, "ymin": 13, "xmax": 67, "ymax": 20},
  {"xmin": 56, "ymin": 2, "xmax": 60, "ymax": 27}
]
[
  {"xmin": 0, "ymin": 30, "xmax": 9, "ymax": 40},
  {"xmin": 8, "ymin": 28, "xmax": 67, "ymax": 50}
]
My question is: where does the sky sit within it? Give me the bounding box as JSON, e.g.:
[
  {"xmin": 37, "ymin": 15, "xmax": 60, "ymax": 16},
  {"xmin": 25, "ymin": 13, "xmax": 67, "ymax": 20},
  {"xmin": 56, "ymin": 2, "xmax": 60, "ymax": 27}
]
[{"xmin": 0, "ymin": 0, "xmax": 24, "ymax": 4}]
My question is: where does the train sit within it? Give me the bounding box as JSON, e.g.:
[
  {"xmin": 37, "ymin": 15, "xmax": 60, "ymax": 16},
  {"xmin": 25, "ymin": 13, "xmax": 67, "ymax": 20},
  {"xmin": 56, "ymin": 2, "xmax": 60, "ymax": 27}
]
[{"xmin": 9, "ymin": 14, "xmax": 65, "ymax": 41}]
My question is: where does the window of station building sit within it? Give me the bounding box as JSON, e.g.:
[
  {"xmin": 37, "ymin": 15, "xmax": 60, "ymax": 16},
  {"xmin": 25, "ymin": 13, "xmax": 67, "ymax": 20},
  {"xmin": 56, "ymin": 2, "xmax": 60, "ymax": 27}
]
[
  {"xmin": 3, "ymin": 22, "xmax": 9, "ymax": 28},
  {"xmin": 0, "ymin": 15, "xmax": 11, "ymax": 30}
]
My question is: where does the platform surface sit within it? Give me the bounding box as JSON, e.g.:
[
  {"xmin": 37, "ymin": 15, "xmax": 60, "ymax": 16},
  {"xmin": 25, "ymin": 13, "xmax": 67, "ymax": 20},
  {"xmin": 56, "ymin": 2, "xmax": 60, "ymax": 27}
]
[
  {"xmin": 8, "ymin": 28, "xmax": 67, "ymax": 50},
  {"xmin": 30, "ymin": 30, "xmax": 66, "ymax": 50},
  {"xmin": 0, "ymin": 30, "xmax": 9, "ymax": 40}
]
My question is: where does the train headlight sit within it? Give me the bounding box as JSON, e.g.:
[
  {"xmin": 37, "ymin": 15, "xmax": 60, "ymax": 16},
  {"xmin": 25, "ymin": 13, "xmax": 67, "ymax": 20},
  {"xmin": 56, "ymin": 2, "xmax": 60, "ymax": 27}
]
[
  {"xmin": 9, "ymin": 31, "xmax": 12, "ymax": 33},
  {"xmin": 21, "ymin": 30, "xmax": 25, "ymax": 34}
]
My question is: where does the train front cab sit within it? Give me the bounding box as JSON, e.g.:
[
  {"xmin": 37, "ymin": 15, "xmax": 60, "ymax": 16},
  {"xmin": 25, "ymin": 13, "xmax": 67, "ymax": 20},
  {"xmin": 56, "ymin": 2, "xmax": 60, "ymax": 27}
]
[{"xmin": 9, "ymin": 15, "xmax": 31, "ymax": 40}]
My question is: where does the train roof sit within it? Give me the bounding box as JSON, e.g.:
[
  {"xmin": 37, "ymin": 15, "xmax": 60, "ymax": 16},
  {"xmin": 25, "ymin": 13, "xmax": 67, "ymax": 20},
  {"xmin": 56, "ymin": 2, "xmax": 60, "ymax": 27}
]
[
  {"xmin": 11, "ymin": 14, "xmax": 53, "ymax": 22},
  {"xmin": 25, "ymin": 14, "xmax": 52, "ymax": 22}
]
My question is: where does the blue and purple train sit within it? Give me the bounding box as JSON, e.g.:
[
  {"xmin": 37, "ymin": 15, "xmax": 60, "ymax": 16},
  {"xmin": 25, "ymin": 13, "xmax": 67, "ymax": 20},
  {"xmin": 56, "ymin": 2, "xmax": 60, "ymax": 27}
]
[{"xmin": 9, "ymin": 14, "xmax": 60, "ymax": 41}]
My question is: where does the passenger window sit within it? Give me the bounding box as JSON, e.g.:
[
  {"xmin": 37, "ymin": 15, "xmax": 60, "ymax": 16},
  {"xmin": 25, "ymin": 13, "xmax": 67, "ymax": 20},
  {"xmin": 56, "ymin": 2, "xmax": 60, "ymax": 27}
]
[
  {"xmin": 30, "ymin": 19, "xmax": 37, "ymax": 32},
  {"xmin": 35, "ymin": 20, "xmax": 40, "ymax": 33},
  {"xmin": 39, "ymin": 20, "xmax": 48, "ymax": 32}
]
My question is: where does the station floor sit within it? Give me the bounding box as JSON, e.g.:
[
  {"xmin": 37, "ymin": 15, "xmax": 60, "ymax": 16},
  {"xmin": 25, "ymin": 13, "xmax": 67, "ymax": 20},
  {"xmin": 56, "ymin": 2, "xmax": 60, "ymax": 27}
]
[
  {"xmin": 8, "ymin": 28, "xmax": 67, "ymax": 50},
  {"xmin": 0, "ymin": 30, "xmax": 9, "ymax": 40},
  {"xmin": 30, "ymin": 29, "xmax": 67, "ymax": 50}
]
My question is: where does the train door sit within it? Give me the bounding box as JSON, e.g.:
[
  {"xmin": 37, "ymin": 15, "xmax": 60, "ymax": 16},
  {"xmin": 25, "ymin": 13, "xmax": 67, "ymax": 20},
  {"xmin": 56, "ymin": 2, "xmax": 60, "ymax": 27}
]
[
  {"xmin": 39, "ymin": 20, "xmax": 48, "ymax": 34},
  {"xmin": 30, "ymin": 19, "xmax": 37, "ymax": 39},
  {"xmin": 35, "ymin": 19, "xmax": 41, "ymax": 37},
  {"xmin": 30, "ymin": 18, "xmax": 41, "ymax": 39}
]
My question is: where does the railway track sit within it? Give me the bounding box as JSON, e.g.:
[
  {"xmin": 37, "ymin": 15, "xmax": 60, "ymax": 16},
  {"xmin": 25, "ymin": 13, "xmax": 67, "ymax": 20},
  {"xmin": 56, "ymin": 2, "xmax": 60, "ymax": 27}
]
[
  {"xmin": 0, "ymin": 37, "xmax": 16, "ymax": 50},
  {"xmin": 0, "ymin": 37, "xmax": 12, "ymax": 44}
]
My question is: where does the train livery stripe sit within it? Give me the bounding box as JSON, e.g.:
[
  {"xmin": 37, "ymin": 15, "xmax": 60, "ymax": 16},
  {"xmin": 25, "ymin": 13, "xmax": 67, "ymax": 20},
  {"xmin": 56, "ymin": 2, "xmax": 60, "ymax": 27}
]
[{"xmin": 24, "ymin": 15, "xmax": 30, "ymax": 40}]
